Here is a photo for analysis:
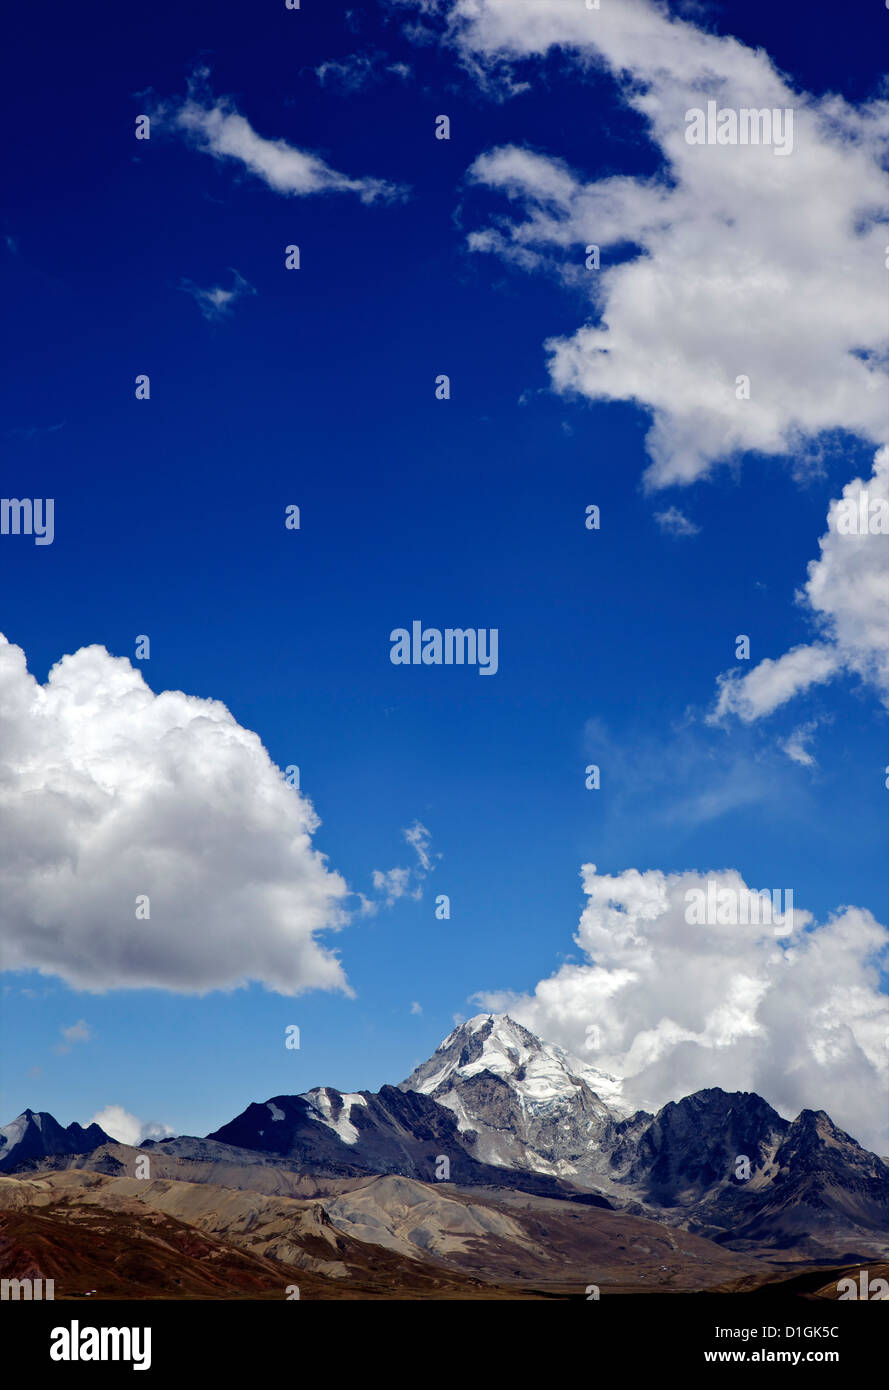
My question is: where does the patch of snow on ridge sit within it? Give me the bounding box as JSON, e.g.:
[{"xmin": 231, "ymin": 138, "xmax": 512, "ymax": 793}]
[
  {"xmin": 303, "ymin": 1088, "xmax": 368, "ymax": 1145},
  {"xmin": 0, "ymin": 1114, "xmax": 30, "ymax": 1154}
]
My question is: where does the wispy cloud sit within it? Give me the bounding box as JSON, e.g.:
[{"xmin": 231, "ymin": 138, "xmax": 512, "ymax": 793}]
[
  {"xmin": 181, "ymin": 269, "xmax": 256, "ymax": 322},
  {"xmin": 369, "ymin": 821, "xmax": 438, "ymax": 907},
  {"xmin": 53, "ymin": 1019, "xmax": 94, "ymax": 1054},
  {"xmin": 781, "ymin": 719, "xmax": 821, "ymax": 767},
  {"xmin": 582, "ymin": 713, "xmax": 794, "ymax": 830},
  {"xmin": 404, "ymin": 820, "xmax": 434, "ymax": 872},
  {"xmin": 155, "ymin": 69, "xmax": 405, "ymax": 205},
  {"xmin": 654, "ymin": 506, "xmax": 700, "ymax": 538},
  {"xmin": 315, "ymin": 51, "xmax": 412, "ymax": 93},
  {"xmin": 8, "ymin": 422, "xmax": 65, "ymax": 440},
  {"xmin": 371, "ymin": 865, "xmax": 417, "ymax": 907}
]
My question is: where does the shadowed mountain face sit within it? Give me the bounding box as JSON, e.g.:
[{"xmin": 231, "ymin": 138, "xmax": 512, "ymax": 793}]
[
  {"xmin": 605, "ymin": 1091, "xmax": 889, "ymax": 1254},
  {"xmin": 205, "ymin": 1083, "xmax": 610, "ymax": 1207},
  {"xmin": 608, "ymin": 1088, "xmax": 788, "ymax": 1198},
  {"xmin": 0, "ymin": 1110, "xmax": 112, "ymax": 1174}
]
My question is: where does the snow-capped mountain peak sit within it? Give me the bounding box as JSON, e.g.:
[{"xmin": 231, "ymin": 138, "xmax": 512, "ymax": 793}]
[
  {"xmin": 406, "ymin": 1013, "xmax": 626, "ymax": 1111},
  {"xmin": 400, "ymin": 1014, "xmax": 628, "ymax": 1179}
]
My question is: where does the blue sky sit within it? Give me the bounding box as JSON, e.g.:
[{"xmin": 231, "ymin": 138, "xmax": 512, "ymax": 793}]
[{"xmin": 1, "ymin": 0, "xmax": 887, "ymax": 1151}]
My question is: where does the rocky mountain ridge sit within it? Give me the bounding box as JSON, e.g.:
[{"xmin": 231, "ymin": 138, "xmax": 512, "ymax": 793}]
[{"xmin": 5, "ymin": 1013, "xmax": 888, "ymax": 1257}]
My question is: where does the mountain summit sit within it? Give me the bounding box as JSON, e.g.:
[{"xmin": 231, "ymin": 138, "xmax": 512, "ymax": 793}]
[
  {"xmin": 0, "ymin": 1109, "xmax": 112, "ymax": 1174},
  {"xmin": 402, "ymin": 1014, "xmax": 625, "ymax": 1106},
  {"xmin": 400, "ymin": 1013, "xmax": 626, "ymax": 1177}
]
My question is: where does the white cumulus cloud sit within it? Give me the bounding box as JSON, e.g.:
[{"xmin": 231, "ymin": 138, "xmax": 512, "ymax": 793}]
[
  {"xmin": 89, "ymin": 1105, "xmax": 174, "ymax": 1147},
  {"xmin": 713, "ymin": 447, "xmax": 889, "ymax": 719},
  {"xmin": 473, "ymin": 863, "xmax": 889, "ymax": 1154},
  {"xmin": 0, "ymin": 635, "xmax": 351, "ymax": 995},
  {"xmin": 422, "ymin": 0, "xmax": 888, "ymax": 488},
  {"xmin": 420, "ymin": 0, "xmax": 889, "ymax": 718}
]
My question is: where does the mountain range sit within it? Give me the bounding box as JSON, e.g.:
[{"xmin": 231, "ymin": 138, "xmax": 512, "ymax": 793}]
[{"xmin": 2, "ymin": 1014, "xmax": 887, "ymax": 1298}]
